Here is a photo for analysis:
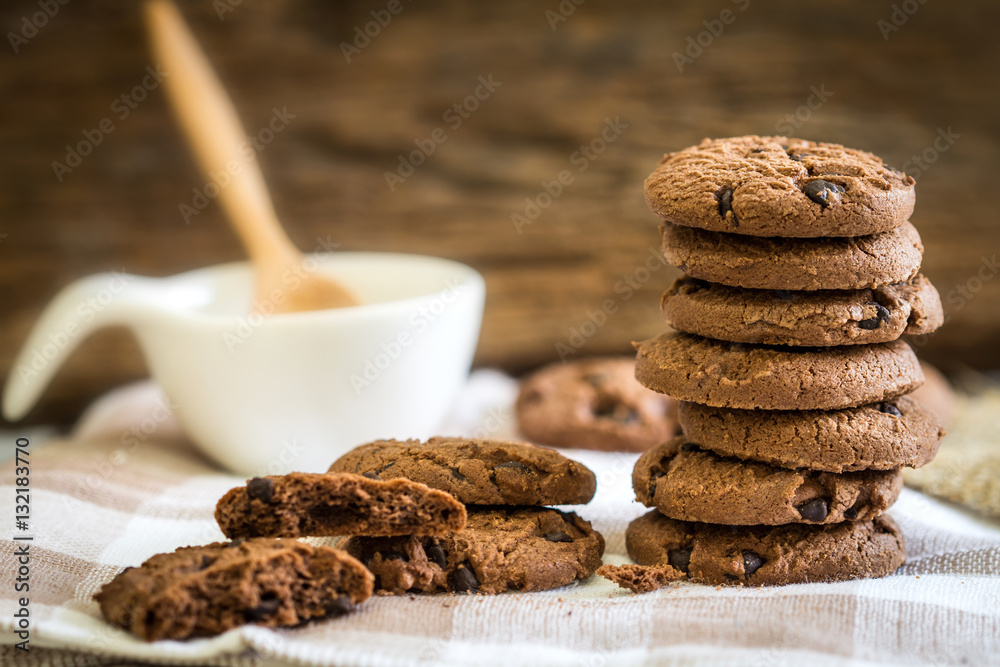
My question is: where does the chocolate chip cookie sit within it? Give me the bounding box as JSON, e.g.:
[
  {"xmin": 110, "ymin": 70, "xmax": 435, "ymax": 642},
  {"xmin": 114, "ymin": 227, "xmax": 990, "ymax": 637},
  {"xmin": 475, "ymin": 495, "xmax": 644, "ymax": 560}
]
[
  {"xmin": 94, "ymin": 539, "xmax": 373, "ymax": 641},
  {"xmin": 342, "ymin": 507, "xmax": 605, "ymax": 595},
  {"xmin": 661, "ymin": 273, "xmax": 942, "ymax": 347},
  {"xmin": 678, "ymin": 395, "xmax": 944, "ymax": 473},
  {"xmin": 329, "ymin": 437, "xmax": 597, "ymax": 506},
  {"xmin": 644, "ymin": 136, "xmax": 915, "ymax": 238},
  {"xmin": 215, "ymin": 472, "xmax": 467, "ymax": 539},
  {"xmin": 634, "ymin": 438, "xmax": 902, "ymax": 525},
  {"xmin": 661, "ymin": 221, "xmax": 923, "ymax": 291},
  {"xmin": 516, "ymin": 357, "xmax": 678, "ymax": 452},
  {"xmin": 624, "ymin": 510, "xmax": 906, "ymax": 587},
  {"xmin": 634, "ymin": 331, "xmax": 924, "ymax": 410}
]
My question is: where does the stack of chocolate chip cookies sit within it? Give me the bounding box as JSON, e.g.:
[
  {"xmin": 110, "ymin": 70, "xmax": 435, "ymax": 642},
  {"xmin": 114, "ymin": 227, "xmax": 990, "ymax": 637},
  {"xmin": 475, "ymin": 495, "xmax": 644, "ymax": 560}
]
[{"xmin": 605, "ymin": 136, "xmax": 945, "ymax": 591}]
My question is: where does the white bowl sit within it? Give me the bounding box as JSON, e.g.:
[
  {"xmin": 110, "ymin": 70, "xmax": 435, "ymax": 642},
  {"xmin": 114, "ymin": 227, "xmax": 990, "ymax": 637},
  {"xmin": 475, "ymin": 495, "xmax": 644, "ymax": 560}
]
[{"xmin": 3, "ymin": 252, "xmax": 485, "ymax": 474}]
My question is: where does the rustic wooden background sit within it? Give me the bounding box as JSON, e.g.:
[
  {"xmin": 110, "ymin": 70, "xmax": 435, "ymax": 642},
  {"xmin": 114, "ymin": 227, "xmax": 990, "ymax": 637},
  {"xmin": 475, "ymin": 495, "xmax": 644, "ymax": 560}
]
[{"xmin": 2, "ymin": 0, "xmax": 998, "ymax": 426}]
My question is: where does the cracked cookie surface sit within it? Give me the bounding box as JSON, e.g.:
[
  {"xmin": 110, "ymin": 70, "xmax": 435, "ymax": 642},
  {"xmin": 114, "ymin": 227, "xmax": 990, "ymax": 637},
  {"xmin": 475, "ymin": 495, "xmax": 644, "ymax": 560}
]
[
  {"xmin": 215, "ymin": 472, "xmax": 467, "ymax": 539},
  {"xmin": 644, "ymin": 135, "xmax": 915, "ymax": 238},
  {"xmin": 516, "ymin": 357, "xmax": 678, "ymax": 452},
  {"xmin": 678, "ymin": 395, "xmax": 943, "ymax": 472},
  {"xmin": 94, "ymin": 539, "xmax": 373, "ymax": 641},
  {"xmin": 625, "ymin": 510, "xmax": 906, "ymax": 587},
  {"xmin": 329, "ymin": 436, "xmax": 597, "ymax": 505},
  {"xmin": 343, "ymin": 507, "xmax": 604, "ymax": 595},
  {"xmin": 662, "ymin": 273, "xmax": 942, "ymax": 346},
  {"xmin": 633, "ymin": 438, "xmax": 902, "ymax": 525},
  {"xmin": 634, "ymin": 331, "xmax": 924, "ymax": 410},
  {"xmin": 661, "ymin": 221, "xmax": 923, "ymax": 291}
]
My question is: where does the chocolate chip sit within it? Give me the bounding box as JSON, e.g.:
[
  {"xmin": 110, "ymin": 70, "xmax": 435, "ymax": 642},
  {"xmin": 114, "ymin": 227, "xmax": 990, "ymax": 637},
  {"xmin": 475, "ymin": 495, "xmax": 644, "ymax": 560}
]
[
  {"xmin": 247, "ymin": 477, "xmax": 275, "ymax": 503},
  {"xmin": 796, "ymin": 498, "xmax": 829, "ymax": 522},
  {"xmin": 647, "ymin": 471, "xmax": 663, "ymax": 499},
  {"xmin": 859, "ymin": 302, "xmax": 892, "ymax": 329},
  {"xmin": 362, "ymin": 471, "xmax": 380, "ymax": 480},
  {"xmin": 717, "ymin": 188, "xmax": 736, "ymax": 225},
  {"xmin": 667, "ymin": 547, "xmax": 691, "ymax": 573},
  {"xmin": 742, "ymin": 550, "xmax": 765, "ymax": 576},
  {"xmin": 544, "ymin": 531, "xmax": 573, "ymax": 543},
  {"xmin": 426, "ymin": 544, "xmax": 448, "ymax": 569},
  {"xmin": 199, "ymin": 555, "xmax": 213, "ymax": 570},
  {"xmin": 243, "ymin": 595, "xmax": 281, "ymax": 622},
  {"xmin": 679, "ymin": 442, "xmax": 700, "ymax": 452},
  {"xmin": 324, "ymin": 595, "xmax": 353, "ymax": 617},
  {"xmin": 803, "ymin": 179, "xmax": 845, "ymax": 207},
  {"xmin": 453, "ymin": 566, "xmax": 479, "ymax": 593},
  {"xmin": 879, "ymin": 403, "xmax": 902, "ymax": 418},
  {"xmin": 844, "ymin": 501, "xmax": 863, "ymax": 520},
  {"xmin": 789, "ymin": 151, "xmax": 813, "ymax": 162},
  {"xmin": 747, "ymin": 147, "xmax": 767, "ymax": 154},
  {"xmin": 450, "ymin": 468, "xmax": 467, "ymax": 481}
]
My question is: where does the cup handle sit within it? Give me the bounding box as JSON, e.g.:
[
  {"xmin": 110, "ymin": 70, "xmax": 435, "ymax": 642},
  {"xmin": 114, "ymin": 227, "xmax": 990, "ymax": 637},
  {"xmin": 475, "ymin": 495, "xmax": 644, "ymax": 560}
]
[{"xmin": 3, "ymin": 272, "xmax": 159, "ymax": 421}]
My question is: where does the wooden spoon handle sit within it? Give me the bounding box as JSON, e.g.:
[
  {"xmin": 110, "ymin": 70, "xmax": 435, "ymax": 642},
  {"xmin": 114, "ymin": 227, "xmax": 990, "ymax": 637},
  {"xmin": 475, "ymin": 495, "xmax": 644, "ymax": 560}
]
[{"xmin": 145, "ymin": 0, "xmax": 297, "ymax": 263}]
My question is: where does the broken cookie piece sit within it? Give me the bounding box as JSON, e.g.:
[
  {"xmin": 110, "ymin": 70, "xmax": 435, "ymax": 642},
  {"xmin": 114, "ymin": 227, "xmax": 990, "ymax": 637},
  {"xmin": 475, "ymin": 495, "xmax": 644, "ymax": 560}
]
[{"xmin": 215, "ymin": 472, "xmax": 466, "ymax": 538}]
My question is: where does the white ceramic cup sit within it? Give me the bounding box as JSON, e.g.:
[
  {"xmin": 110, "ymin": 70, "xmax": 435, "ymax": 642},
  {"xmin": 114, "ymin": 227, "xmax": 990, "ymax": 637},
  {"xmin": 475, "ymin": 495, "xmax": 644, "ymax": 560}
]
[{"xmin": 3, "ymin": 252, "xmax": 485, "ymax": 474}]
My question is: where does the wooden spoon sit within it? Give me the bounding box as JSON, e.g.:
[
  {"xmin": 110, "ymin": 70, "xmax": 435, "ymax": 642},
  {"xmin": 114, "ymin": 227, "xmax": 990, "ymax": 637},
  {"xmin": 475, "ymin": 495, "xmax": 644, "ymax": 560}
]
[{"xmin": 145, "ymin": 0, "xmax": 361, "ymax": 313}]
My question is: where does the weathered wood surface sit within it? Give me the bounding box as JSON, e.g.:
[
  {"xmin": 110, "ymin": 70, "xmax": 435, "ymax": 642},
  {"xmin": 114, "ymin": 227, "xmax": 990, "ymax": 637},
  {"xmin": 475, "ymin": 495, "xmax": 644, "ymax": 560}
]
[{"xmin": 1, "ymin": 0, "xmax": 998, "ymax": 425}]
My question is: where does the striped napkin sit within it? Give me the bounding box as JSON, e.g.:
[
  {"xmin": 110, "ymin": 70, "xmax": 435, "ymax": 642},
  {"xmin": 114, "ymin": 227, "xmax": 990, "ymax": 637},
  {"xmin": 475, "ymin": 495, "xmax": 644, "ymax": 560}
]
[{"xmin": 2, "ymin": 372, "xmax": 1000, "ymax": 666}]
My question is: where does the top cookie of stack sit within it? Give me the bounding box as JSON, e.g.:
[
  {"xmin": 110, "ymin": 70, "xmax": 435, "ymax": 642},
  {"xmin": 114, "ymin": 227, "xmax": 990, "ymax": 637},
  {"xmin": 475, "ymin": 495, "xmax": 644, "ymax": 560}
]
[{"xmin": 615, "ymin": 136, "xmax": 946, "ymax": 588}]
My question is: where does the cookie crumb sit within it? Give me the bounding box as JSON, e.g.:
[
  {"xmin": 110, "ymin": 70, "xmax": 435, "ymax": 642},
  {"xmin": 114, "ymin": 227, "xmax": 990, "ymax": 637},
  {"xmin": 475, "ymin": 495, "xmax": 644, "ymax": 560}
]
[{"xmin": 597, "ymin": 563, "xmax": 685, "ymax": 594}]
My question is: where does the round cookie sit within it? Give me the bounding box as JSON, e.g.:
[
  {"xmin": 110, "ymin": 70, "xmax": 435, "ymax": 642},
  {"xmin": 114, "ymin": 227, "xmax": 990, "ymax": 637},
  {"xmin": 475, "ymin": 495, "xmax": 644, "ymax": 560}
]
[
  {"xmin": 343, "ymin": 507, "xmax": 605, "ymax": 595},
  {"xmin": 678, "ymin": 395, "xmax": 944, "ymax": 473},
  {"xmin": 633, "ymin": 438, "xmax": 903, "ymax": 525},
  {"xmin": 94, "ymin": 539, "xmax": 373, "ymax": 641},
  {"xmin": 661, "ymin": 273, "xmax": 943, "ymax": 347},
  {"xmin": 634, "ymin": 331, "xmax": 924, "ymax": 410},
  {"xmin": 516, "ymin": 357, "xmax": 678, "ymax": 452},
  {"xmin": 626, "ymin": 510, "xmax": 906, "ymax": 586},
  {"xmin": 661, "ymin": 221, "xmax": 923, "ymax": 291},
  {"xmin": 329, "ymin": 436, "xmax": 596, "ymax": 506},
  {"xmin": 644, "ymin": 136, "xmax": 915, "ymax": 238}
]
